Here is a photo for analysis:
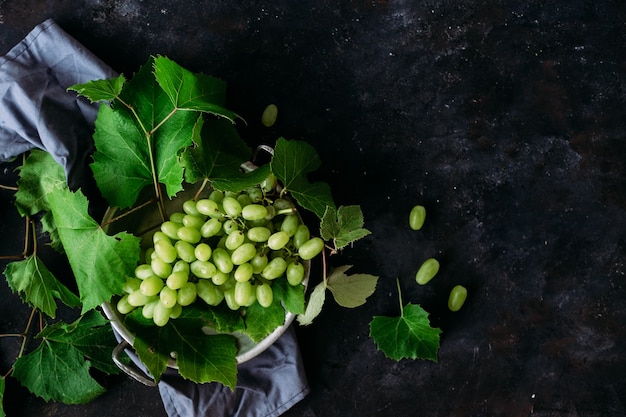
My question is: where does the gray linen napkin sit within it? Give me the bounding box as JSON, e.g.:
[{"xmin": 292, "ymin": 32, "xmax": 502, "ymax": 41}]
[{"xmin": 0, "ymin": 18, "xmax": 309, "ymax": 417}]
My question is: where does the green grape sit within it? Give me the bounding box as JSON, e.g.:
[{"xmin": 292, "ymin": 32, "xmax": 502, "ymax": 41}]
[
  {"xmin": 261, "ymin": 174, "xmax": 277, "ymax": 193},
  {"xmin": 264, "ymin": 205, "xmax": 276, "ymax": 220},
  {"xmin": 116, "ymin": 295, "xmax": 135, "ymax": 314},
  {"xmin": 409, "ymin": 205, "xmax": 426, "ymax": 231},
  {"xmin": 152, "ymin": 231, "xmax": 171, "ymax": 245},
  {"xmin": 250, "ymin": 252, "xmax": 269, "ymax": 274},
  {"xmin": 172, "ymin": 260, "xmax": 190, "ymax": 275},
  {"xmin": 223, "ymin": 288, "xmax": 240, "ymax": 310},
  {"xmin": 242, "ymin": 204, "xmax": 268, "ymax": 221},
  {"xmin": 140, "ymin": 275, "xmax": 165, "ymax": 296},
  {"xmin": 161, "ymin": 221, "xmax": 182, "ymax": 240},
  {"xmin": 170, "ymin": 303, "xmax": 183, "ymax": 319},
  {"xmin": 122, "ymin": 277, "xmax": 142, "ymax": 294},
  {"xmin": 151, "ymin": 257, "xmax": 172, "ymax": 278},
  {"xmin": 273, "ymin": 198, "xmax": 294, "ymax": 210},
  {"xmin": 197, "ymin": 279, "xmax": 224, "ymax": 306},
  {"xmin": 175, "ymin": 240, "xmax": 197, "ymax": 263},
  {"xmin": 234, "ymin": 281, "xmax": 254, "ymax": 306},
  {"xmin": 177, "ymin": 282, "xmax": 197, "ymax": 306},
  {"xmin": 261, "ymin": 103, "xmax": 278, "ymax": 127},
  {"xmin": 211, "ymin": 270, "xmax": 230, "ymax": 286},
  {"xmin": 448, "ymin": 285, "xmax": 467, "ymax": 312},
  {"xmin": 261, "ymin": 257, "xmax": 288, "ymax": 280},
  {"xmin": 222, "ymin": 219, "xmax": 239, "ymax": 235},
  {"xmin": 222, "ymin": 196, "xmax": 242, "ymax": 218},
  {"xmin": 183, "ymin": 214, "xmax": 205, "ymax": 230},
  {"xmin": 286, "ymin": 261, "xmax": 305, "ymax": 286},
  {"xmin": 194, "ymin": 242, "xmax": 212, "ymax": 262},
  {"xmin": 234, "ymin": 263, "xmax": 254, "ymax": 282},
  {"xmin": 177, "ymin": 226, "xmax": 202, "ymax": 244},
  {"xmin": 237, "ymin": 193, "xmax": 252, "ymax": 207},
  {"xmin": 135, "ymin": 264, "xmax": 155, "ymax": 279},
  {"xmin": 166, "ymin": 270, "xmax": 188, "ymax": 290},
  {"xmin": 196, "ymin": 198, "xmax": 220, "ymax": 217},
  {"xmin": 169, "ymin": 212, "xmax": 186, "ymax": 224},
  {"xmin": 415, "ymin": 258, "xmax": 439, "ymax": 285},
  {"xmin": 225, "ymin": 230, "xmax": 245, "ymax": 250},
  {"xmin": 293, "ymin": 224, "xmax": 310, "ymax": 249},
  {"xmin": 247, "ymin": 226, "xmax": 271, "ymax": 243},
  {"xmin": 154, "ymin": 239, "xmax": 177, "ymax": 264},
  {"xmin": 208, "ymin": 190, "xmax": 224, "ymax": 203},
  {"xmin": 190, "ymin": 260, "xmax": 217, "ymax": 279},
  {"xmin": 182, "ymin": 199, "xmax": 200, "ymax": 216},
  {"xmin": 256, "ymin": 283, "xmax": 274, "ymax": 308},
  {"xmin": 246, "ymin": 187, "xmax": 263, "ymax": 203},
  {"xmin": 159, "ymin": 286, "xmax": 178, "ymax": 308},
  {"xmin": 212, "ymin": 248, "xmax": 234, "ymax": 273},
  {"xmin": 144, "ymin": 248, "xmax": 155, "ymax": 263},
  {"xmin": 127, "ymin": 289, "xmax": 154, "ymax": 307},
  {"xmin": 230, "ymin": 243, "xmax": 257, "ymax": 265},
  {"xmin": 152, "ymin": 302, "xmax": 172, "ymax": 327},
  {"xmin": 201, "ymin": 218, "xmax": 223, "ymax": 238},
  {"xmin": 268, "ymin": 231, "xmax": 290, "ymax": 250},
  {"xmin": 298, "ymin": 237, "xmax": 325, "ymax": 260},
  {"xmin": 280, "ymin": 214, "xmax": 300, "ymax": 237},
  {"xmin": 141, "ymin": 299, "xmax": 159, "ymax": 319}
]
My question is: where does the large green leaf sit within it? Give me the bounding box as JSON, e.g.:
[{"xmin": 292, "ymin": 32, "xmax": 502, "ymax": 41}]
[
  {"xmin": 369, "ymin": 303, "xmax": 441, "ymax": 362},
  {"xmin": 243, "ymin": 301, "xmax": 285, "ymax": 343},
  {"xmin": 90, "ymin": 60, "xmax": 197, "ymax": 208},
  {"xmin": 12, "ymin": 311, "xmax": 118, "ymax": 404},
  {"xmin": 128, "ymin": 307, "xmax": 240, "ymax": 388},
  {"xmin": 47, "ymin": 187, "xmax": 141, "ymax": 313},
  {"xmin": 270, "ymin": 138, "xmax": 335, "ymax": 218},
  {"xmin": 3, "ymin": 255, "xmax": 80, "ymax": 318}
]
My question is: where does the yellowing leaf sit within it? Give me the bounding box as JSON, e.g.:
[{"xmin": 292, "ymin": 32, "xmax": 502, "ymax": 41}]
[
  {"xmin": 326, "ymin": 265, "xmax": 378, "ymax": 308},
  {"xmin": 297, "ymin": 281, "xmax": 327, "ymax": 326}
]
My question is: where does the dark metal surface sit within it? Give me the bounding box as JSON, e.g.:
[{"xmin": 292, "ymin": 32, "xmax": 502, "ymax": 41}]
[{"xmin": 1, "ymin": 1, "xmax": 626, "ymax": 416}]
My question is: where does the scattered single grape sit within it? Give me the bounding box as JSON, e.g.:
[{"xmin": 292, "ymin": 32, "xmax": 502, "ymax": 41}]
[
  {"xmin": 448, "ymin": 285, "xmax": 467, "ymax": 312},
  {"xmin": 415, "ymin": 258, "xmax": 439, "ymax": 285},
  {"xmin": 409, "ymin": 205, "xmax": 426, "ymax": 231}
]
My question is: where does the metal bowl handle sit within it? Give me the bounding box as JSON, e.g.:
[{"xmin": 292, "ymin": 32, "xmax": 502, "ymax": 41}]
[{"xmin": 112, "ymin": 340, "xmax": 158, "ymax": 387}]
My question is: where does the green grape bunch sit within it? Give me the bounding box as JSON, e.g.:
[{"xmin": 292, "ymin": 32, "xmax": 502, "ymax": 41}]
[{"xmin": 116, "ymin": 178, "xmax": 324, "ymax": 327}]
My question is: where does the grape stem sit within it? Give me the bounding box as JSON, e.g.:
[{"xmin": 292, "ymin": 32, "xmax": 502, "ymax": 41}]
[{"xmin": 396, "ymin": 278, "xmax": 404, "ymax": 316}]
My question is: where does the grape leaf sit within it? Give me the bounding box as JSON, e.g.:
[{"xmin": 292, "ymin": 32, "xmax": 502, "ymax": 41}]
[
  {"xmin": 12, "ymin": 311, "xmax": 119, "ymax": 404},
  {"xmin": 0, "ymin": 376, "xmax": 5, "ymax": 417},
  {"xmin": 297, "ymin": 281, "xmax": 327, "ymax": 326},
  {"xmin": 47, "ymin": 187, "xmax": 141, "ymax": 313},
  {"xmin": 14, "ymin": 149, "xmax": 66, "ymax": 217},
  {"xmin": 326, "ymin": 265, "xmax": 378, "ymax": 308},
  {"xmin": 153, "ymin": 56, "xmax": 237, "ymax": 121},
  {"xmin": 243, "ymin": 301, "xmax": 286, "ymax": 342},
  {"xmin": 180, "ymin": 116, "xmax": 270, "ymax": 192},
  {"xmin": 129, "ymin": 308, "xmax": 239, "ymax": 388},
  {"xmin": 321, "ymin": 205, "xmax": 372, "ymax": 250},
  {"xmin": 90, "ymin": 60, "xmax": 197, "ymax": 208},
  {"xmin": 3, "ymin": 255, "xmax": 80, "ymax": 318},
  {"xmin": 272, "ymin": 278, "xmax": 306, "ymax": 315},
  {"xmin": 40, "ymin": 211, "xmax": 63, "ymax": 252},
  {"xmin": 67, "ymin": 75, "xmax": 126, "ymax": 102},
  {"xmin": 369, "ymin": 303, "xmax": 442, "ymax": 362},
  {"xmin": 270, "ymin": 138, "xmax": 335, "ymax": 218}
]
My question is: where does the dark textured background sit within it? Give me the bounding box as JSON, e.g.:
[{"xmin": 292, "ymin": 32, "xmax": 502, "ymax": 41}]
[{"xmin": 1, "ymin": 1, "xmax": 626, "ymax": 416}]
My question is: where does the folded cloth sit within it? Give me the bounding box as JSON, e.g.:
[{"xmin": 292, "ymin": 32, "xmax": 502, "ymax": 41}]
[
  {"xmin": 0, "ymin": 18, "xmax": 309, "ymax": 417},
  {"xmin": 0, "ymin": 18, "xmax": 116, "ymax": 191}
]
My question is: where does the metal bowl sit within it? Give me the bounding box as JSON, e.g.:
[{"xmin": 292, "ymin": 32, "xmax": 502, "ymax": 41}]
[{"xmin": 100, "ymin": 184, "xmax": 309, "ymax": 385}]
